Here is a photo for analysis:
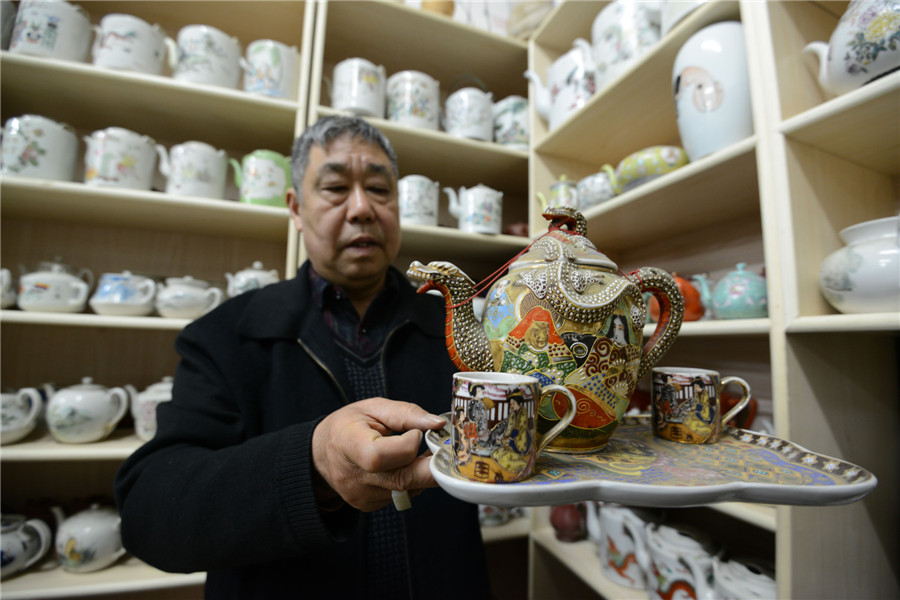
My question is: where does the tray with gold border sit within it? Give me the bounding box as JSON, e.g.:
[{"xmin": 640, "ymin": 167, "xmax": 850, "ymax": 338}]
[{"xmin": 426, "ymin": 415, "xmax": 877, "ymax": 508}]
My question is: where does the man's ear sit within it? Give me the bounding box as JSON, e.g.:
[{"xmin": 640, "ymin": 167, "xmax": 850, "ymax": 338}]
[{"xmin": 286, "ymin": 188, "xmax": 303, "ymax": 233}]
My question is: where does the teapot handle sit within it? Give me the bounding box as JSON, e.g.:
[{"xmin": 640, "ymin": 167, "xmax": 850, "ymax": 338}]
[
  {"xmin": 21, "ymin": 519, "xmax": 53, "ymax": 570},
  {"xmin": 627, "ymin": 267, "xmax": 684, "ymax": 382},
  {"xmin": 69, "ymin": 279, "xmax": 90, "ymax": 308},
  {"xmin": 108, "ymin": 387, "xmax": 130, "ymax": 429},
  {"xmin": 136, "ymin": 278, "xmax": 158, "ymax": 305},
  {"xmin": 203, "ymin": 287, "xmax": 224, "ymax": 314},
  {"xmin": 17, "ymin": 387, "xmax": 44, "ymax": 431}
]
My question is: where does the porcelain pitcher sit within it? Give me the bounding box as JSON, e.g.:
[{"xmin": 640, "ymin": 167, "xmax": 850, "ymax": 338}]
[{"xmin": 408, "ymin": 208, "xmax": 683, "ymax": 452}]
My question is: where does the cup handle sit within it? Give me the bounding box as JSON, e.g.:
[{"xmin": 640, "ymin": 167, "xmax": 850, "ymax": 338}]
[
  {"xmin": 91, "ymin": 25, "xmax": 103, "ymax": 61},
  {"xmin": 22, "ymin": 519, "xmax": 53, "ymax": 570},
  {"xmin": 720, "ymin": 376, "xmax": 751, "ymax": 425},
  {"xmin": 137, "ymin": 279, "xmax": 157, "ymax": 305},
  {"xmin": 70, "ymin": 280, "xmax": 90, "ymax": 308},
  {"xmin": 164, "ymin": 37, "xmax": 179, "ymax": 71},
  {"xmin": 204, "ymin": 287, "xmax": 224, "ymax": 314},
  {"xmin": 535, "ymin": 385, "xmax": 577, "ymax": 454},
  {"xmin": 108, "ymin": 387, "xmax": 130, "ymax": 429},
  {"xmin": 17, "ymin": 387, "xmax": 44, "ymax": 431}
]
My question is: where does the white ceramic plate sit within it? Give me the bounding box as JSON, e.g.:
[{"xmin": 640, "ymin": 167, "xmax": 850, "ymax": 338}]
[{"xmin": 428, "ymin": 414, "xmax": 877, "ymax": 508}]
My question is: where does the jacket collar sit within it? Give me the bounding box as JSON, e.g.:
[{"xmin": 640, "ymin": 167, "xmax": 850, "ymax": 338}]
[{"xmin": 236, "ymin": 262, "xmax": 446, "ymax": 341}]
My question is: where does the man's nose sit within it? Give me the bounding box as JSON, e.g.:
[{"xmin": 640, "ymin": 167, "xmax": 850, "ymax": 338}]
[{"xmin": 347, "ymin": 183, "xmax": 376, "ymax": 223}]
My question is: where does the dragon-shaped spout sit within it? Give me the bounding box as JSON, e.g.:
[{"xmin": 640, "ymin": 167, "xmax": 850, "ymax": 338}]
[{"xmin": 407, "ymin": 260, "xmax": 494, "ymax": 372}]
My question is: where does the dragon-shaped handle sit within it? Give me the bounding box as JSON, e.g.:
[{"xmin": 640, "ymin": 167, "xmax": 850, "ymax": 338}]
[{"xmin": 627, "ymin": 266, "xmax": 684, "ymax": 381}]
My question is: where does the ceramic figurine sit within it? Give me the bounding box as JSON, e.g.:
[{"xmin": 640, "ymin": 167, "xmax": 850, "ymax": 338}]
[
  {"xmin": 819, "ymin": 215, "xmax": 899, "ymax": 314},
  {"xmin": 804, "ymin": 0, "xmax": 900, "ymax": 96},
  {"xmin": 694, "ymin": 263, "xmax": 768, "ymax": 319},
  {"xmin": 408, "ymin": 208, "xmax": 683, "ymax": 453}
]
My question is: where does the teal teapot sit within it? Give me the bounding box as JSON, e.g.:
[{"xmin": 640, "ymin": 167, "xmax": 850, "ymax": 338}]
[
  {"xmin": 408, "ymin": 208, "xmax": 683, "ymax": 453},
  {"xmin": 693, "ymin": 263, "xmax": 768, "ymax": 319}
]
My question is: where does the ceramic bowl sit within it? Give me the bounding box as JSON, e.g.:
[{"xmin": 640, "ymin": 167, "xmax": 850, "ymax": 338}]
[{"xmin": 615, "ymin": 145, "xmax": 689, "ymax": 193}]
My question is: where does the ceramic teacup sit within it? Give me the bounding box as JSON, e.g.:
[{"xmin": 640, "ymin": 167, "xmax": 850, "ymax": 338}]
[
  {"xmin": 229, "ymin": 149, "xmax": 290, "ymax": 207},
  {"xmin": 242, "ymin": 39, "xmax": 299, "ymax": 100},
  {"xmin": 450, "ymin": 371, "xmax": 576, "ymax": 483},
  {"xmin": 398, "ymin": 174, "xmax": 440, "ymax": 226},
  {"xmin": 159, "ymin": 141, "xmax": 229, "ymax": 199},
  {"xmin": 8, "ymin": 0, "xmax": 92, "ymax": 62},
  {"xmin": 172, "ymin": 24, "xmax": 241, "ymax": 89},
  {"xmin": 444, "ymin": 87, "xmax": 494, "ymax": 141},
  {"xmin": 492, "ymin": 95, "xmax": 529, "ymax": 149},
  {"xmin": 83, "ymin": 127, "xmax": 165, "ymax": 191},
  {"xmin": 331, "ymin": 57, "xmax": 386, "ymax": 117},
  {"xmin": 651, "ymin": 367, "xmax": 750, "ymax": 444},
  {"xmin": 387, "ymin": 70, "xmax": 440, "ymax": 131},
  {"xmin": 91, "ymin": 13, "xmax": 175, "ymax": 75},
  {"xmin": 1, "ymin": 114, "xmax": 79, "ymax": 181}
]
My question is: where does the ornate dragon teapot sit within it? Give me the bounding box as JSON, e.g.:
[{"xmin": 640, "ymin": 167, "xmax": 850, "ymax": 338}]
[{"xmin": 408, "ymin": 208, "xmax": 683, "ymax": 452}]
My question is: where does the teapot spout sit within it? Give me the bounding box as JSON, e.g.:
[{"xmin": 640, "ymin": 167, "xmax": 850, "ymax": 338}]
[
  {"xmin": 523, "ymin": 69, "xmax": 550, "ymax": 121},
  {"xmin": 444, "ymin": 186, "xmax": 461, "ymax": 219},
  {"xmin": 51, "ymin": 505, "xmax": 66, "ymax": 527},
  {"xmin": 691, "ymin": 273, "xmax": 712, "ymax": 311}
]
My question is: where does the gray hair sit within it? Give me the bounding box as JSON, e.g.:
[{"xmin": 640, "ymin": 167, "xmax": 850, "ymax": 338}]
[{"xmin": 290, "ymin": 115, "xmax": 399, "ymax": 196}]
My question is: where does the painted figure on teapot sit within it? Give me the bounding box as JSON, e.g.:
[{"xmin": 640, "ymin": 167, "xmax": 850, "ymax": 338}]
[{"xmin": 408, "ymin": 208, "xmax": 683, "ymax": 453}]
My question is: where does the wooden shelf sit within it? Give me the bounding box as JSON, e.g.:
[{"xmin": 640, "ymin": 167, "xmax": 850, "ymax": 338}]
[
  {"xmin": 0, "ymin": 555, "xmax": 204, "ymax": 600},
  {"xmin": 0, "ymin": 429, "xmax": 142, "ymax": 461},
  {"xmin": 0, "ymin": 310, "xmax": 189, "ymax": 330},
  {"xmin": 711, "ymin": 502, "xmax": 777, "ymax": 531},
  {"xmin": 0, "ymin": 177, "xmax": 290, "ymax": 242},
  {"xmin": 644, "ymin": 317, "xmax": 771, "ymax": 339},
  {"xmin": 786, "ymin": 313, "xmax": 900, "ymax": 334},
  {"xmin": 481, "ymin": 515, "xmax": 531, "ymax": 543}
]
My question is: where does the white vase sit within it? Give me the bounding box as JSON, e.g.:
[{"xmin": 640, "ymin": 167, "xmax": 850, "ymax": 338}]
[{"xmin": 819, "ymin": 216, "xmax": 900, "ymax": 314}]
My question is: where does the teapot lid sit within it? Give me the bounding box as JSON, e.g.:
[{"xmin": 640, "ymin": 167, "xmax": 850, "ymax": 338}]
[
  {"xmin": 65, "ymin": 377, "xmax": 106, "ymax": 391},
  {"xmin": 165, "ymin": 276, "xmax": 208, "ymax": 288},
  {"xmin": 241, "ymin": 261, "xmax": 266, "ymax": 272},
  {"xmin": 34, "ymin": 256, "xmax": 75, "ymax": 274},
  {"xmin": 509, "ymin": 209, "xmax": 618, "ymax": 272},
  {"xmin": 144, "ymin": 376, "xmax": 174, "ymax": 393}
]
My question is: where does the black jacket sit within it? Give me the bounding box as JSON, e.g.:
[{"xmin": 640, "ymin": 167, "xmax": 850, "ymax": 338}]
[{"xmin": 114, "ymin": 263, "xmax": 491, "ymax": 599}]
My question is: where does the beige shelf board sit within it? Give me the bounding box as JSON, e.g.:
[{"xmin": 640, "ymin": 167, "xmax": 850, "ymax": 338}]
[
  {"xmin": 0, "ymin": 429, "xmax": 142, "ymax": 461},
  {"xmin": 320, "ymin": 0, "xmax": 527, "ymax": 100},
  {"xmin": 644, "ymin": 317, "xmax": 771, "ymax": 339},
  {"xmin": 532, "ymin": 1, "xmax": 743, "ymax": 164},
  {"xmin": 317, "ymin": 107, "xmax": 530, "ymax": 198},
  {"xmin": 531, "ymin": 527, "xmax": 646, "ymax": 600},
  {"xmin": 481, "ymin": 516, "xmax": 531, "ymax": 544},
  {"xmin": 711, "ymin": 502, "xmax": 777, "ymax": 531},
  {"xmin": 780, "ymin": 72, "xmax": 900, "ymax": 176},
  {"xmin": 401, "ymin": 223, "xmax": 529, "ymax": 256},
  {"xmin": 0, "ymin": 52, "xmax": 298, "ymax": 152},
  {"xmin": 0, "ymin": 555, "xmax": 204, "ymax": 599},
  {"xmin": 582, "ymin": 137, "xmax": 759, "ymax": 253},
  {"xmin": 1, "ymin": 177, "xmax": 290, "ymax": 241},
  {"xmin": 786, "ymin": 312, "xmax": 900, "ymax": 333},
  {"xmin": 1, "ymin": 309, "xmax": 190, "ymax": 331}
]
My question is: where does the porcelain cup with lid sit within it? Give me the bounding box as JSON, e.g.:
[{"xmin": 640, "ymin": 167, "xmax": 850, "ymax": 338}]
[
  {"xmin": 387, "ymin": 70, "xmax": 440, "ymax": 130},
  {"xmin": 0, "ymin": 514, "xmax": 52, "ymax": 579},
  {"xmin": 46, "ymin": 377, "xmax": 129, "ymax": 443},
  {"xmin": 444, "ymin": 87, "xmax": 494, "ymax": 141},
  {"xmin": 241, "ymin": 39, "xmax": 300, "ymax": 100},
  {"xmin": 132, "ymin": 376, "xmax": 173, "ymax": 441},
  {"xmin": 89, "ymin": 271, "xmax": 157, "ymax": 317},
  {"xmin": 803, "ymin": 0, "xmax": 900, "ymax": 96},
  {"xmin": 158, "ymin": 141, "xmax": 229, "ymax": 199},
  {"xmin": 9, "ymin": 0, "xmax": 93, "ymax": 62},
  {"xmin": 18, "ymin": 258, "xmax": 93, "ymax": 313},
  {"xmin": 91, "ymin": 13, "xmax": 175, "ymax": 75},
  {"xmin": 155, "ymin": 275, "xmax": 224, "ymax": 319},
  {"xmin": 53, "ymin": 504, "xmax": 126, "ymax": 573},
  {"xmin": 577, "ymin": 165, "xmax": 618, "ymax": 210},
  {"xmin": 646, "ymin": 522, "xmax": 720, "ymax": 600},
  {"xmin": 1, "ymin": 387, "xmax": 43, "ymax": 445},
  {"xmin": 398, "ymin": 174, "xmax": 441, "ymax": 227},
  {"xmin": 172, "ymin": 24, "xmax": 242, "ymax": 89},
  {"xmin": 673, "ymin": 21, "xmax": 753, "ymax": 161},
  {"xmin": 1, "ymin": 267, "xmax": 16, "ymax": 308},
  {"xmin": 524, "ymin": 38, "xmax": 596, "ymax": 131},
  {"xmin": 492, "ymin": 95, "xmax": 529, "ymax": 149},
  {"xmin": 1, "ymin": 114, "xmax": 79, "ymax": 181},
  {"xmin": 331, "ymin": 57, "xmax": 387, "ymax": 117},
  {"xmin": 230, "ymin": 149, "xmax": 290, "ymax": 207},
  {"xmin": 83, "ymin": 127, "xmax": 166, "ymax": 191},
  {"xmin": 591, "ymin": 0, "xmax": 661, "ymax": 91},
  {"xmin": 226, "ymin": 261, "xmax": 280, "ymax": 297},
  {"xmin": 444, "ymin": 184, "xmax": 503, "ymax": 235}
]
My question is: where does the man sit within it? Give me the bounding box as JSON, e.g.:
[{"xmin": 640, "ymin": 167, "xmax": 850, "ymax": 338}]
[{"xmin": 114, "ymin": 116, "xmax": 491, "ymax": 599}]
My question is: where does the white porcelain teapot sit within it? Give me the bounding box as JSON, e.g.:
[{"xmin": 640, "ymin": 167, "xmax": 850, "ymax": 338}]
[
  {"xmin": 225, "ymin": 261, "xmax": 279, "ymax": 298},
  {"xmin": 132, "ymin": 376, "xmax": 173, "ymax": 441},
  {"xmin": 524, "ymin": 38, "xmax": 596, "ymax": 131},
  {"xmin": 803, "ymin": 0, "xmax": 900, "ymax": 96},
  {"xmin": 18, "ymin": 257, "xmax": 93, "ymax": 313},
  {"xmin": 46, "ymin": 377, "xmax": 129, "ymax": 443},
  {"xmin": 52, "ymin": 504, "xmax": 126, "ymax": 573},
  {"xmin": 0, "ymin": 514, "xmax": 52, "ymax": 579},
  {"xmin": 444, "ymin": 184, "xmax": 503, "ymax": 235},
  {"xmin": 155, "ymin": 275, "xmax": 224, "ymax": 319}
]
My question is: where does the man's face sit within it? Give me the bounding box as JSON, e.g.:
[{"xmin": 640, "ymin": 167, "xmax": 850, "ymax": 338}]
[{"xmin": 288, "ymin": 134, "xmax": 400, "ymax": 293}]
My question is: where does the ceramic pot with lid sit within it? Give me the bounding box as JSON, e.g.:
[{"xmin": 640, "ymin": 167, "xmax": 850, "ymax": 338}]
[
  {"xmin": 46, "ymin": 377, "xmax": 129, "ymax": 443},
  {"xmin": 53, "ymin": 504, "xmax": 126, "ymax": 573},
  {"xmin": 524, "ymin": 38, "xmax": 596, "ymax": 131},
  {"xmin": 132, "ymin": 376, "xmax": 173, "ymax": 441},
  {"xmin": 0, "ymin": 514, "xmax": 52, "ymax": 579},
  {"xmin": 155, "ymin": 275, "xmax": 224, "ymax": 319},
  {"xmin": 17, "ymin": 257, "xmax": 93, "ymax": 313},
  {"xmin": 694, "ymin": 263, "xmax": 768, "ymax": 319},
  {"xmin": 226, "ymin": 261, "xmax": 280, "ymax": 297},
  {"xmin": 1, "ymin": 387, "xmax": 44, "ymax": 445}
]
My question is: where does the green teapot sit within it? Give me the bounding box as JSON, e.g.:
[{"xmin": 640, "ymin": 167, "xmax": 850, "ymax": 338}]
[{"xmin": 229, "ymin": 149, "xmax": 290, "ymax": 207}]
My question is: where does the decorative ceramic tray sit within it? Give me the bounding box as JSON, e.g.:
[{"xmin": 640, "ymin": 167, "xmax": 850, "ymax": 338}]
[{"xmin": 427, "ymin": 415, "xmax": 877, "ymax": 508}]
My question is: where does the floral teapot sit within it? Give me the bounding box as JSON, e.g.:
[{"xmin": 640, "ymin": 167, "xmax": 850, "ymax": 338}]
[
  {"xmin": 693, "ymin": 263, "xmax": 768, "ymax": 319},
  {"xmin": 524, "ymin": 38, "xmax": 596, "ymax": 131},
  {"xmin": 408, "ymin": 208, "xmax": 683, "ymax": 452}
]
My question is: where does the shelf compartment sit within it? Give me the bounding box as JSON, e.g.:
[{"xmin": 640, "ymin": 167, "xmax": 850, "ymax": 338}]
[
  {"xmin": 0, "ymin": 555, "xmax": 204, "ymax": 600},
  {"xmin": 780, "ymin": 72, "xmax": 900, "ymax": 177},
  {"xmin": 1, "ymin": 177, "xmax": 290, "ymax": 242},
  {"xmin": 0, "ymin": 52, "xmax": 298, "ymax": 154},
  {"xmin": 0, "ymin": 429, "xmax": 141, "ymax": 462}
]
